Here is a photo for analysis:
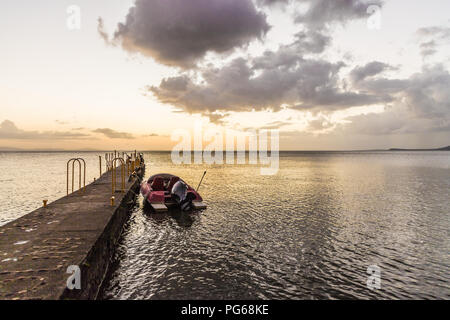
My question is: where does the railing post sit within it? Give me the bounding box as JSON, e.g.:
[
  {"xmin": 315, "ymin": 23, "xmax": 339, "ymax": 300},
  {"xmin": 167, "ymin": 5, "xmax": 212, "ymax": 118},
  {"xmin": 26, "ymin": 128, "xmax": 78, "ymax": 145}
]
[
  {"xmin": 79, "ymin": 158, "xmax": 86, "ymax": 192},
  {"xmin": 99, "ymin": 155, "xmax": 102, "ymax": 177}
]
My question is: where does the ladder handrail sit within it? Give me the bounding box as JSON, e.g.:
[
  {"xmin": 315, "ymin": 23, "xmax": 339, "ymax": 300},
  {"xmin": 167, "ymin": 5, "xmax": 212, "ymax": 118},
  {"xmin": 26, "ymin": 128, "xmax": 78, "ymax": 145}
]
[
  {"xmin": 66, "ymin": 158, "xmax": 86, "ymax": 195},
  {"xmin": 111, "ymin": 157, "xmax": 125, "ymax": 194}
]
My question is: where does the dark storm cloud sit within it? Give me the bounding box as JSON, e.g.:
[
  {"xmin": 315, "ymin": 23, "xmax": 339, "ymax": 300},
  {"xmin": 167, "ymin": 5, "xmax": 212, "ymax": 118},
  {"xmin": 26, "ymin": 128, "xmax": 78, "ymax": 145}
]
[
  {"xmin": 107, "ymin": 0, "xmax": 269, "ymax": 68},
  {"xmin": 0, "ymin": 120, "xmax": 90, "ymax": 140}
]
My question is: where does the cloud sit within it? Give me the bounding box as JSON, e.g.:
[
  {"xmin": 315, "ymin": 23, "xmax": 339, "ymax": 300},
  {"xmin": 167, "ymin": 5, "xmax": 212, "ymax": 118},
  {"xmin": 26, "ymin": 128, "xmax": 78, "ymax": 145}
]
[
  {"xmin": 145, "ymin": 9, "xmax": 392, "ymax": 121},
  {"xmin": 257, "ymin": 0, "xmax": 385, "ymax": 32},
  {"xmin": 149, "ymin": 50, "xmax": 384, "ymax": 120},
  {"xmin": 343, "ymin": 64, "xmax": 450, "ymax": 134},
  {"xmin": 151, "ymin": 57, "xmax": 450, "ymax": 135},
  {"xmin": 102, "ymin": 0, "xmax": 389, "ymax": 123},
  {"xmin": 0, "ymin": 120, "xmax": 90, "ymax": 140},
  {"xmin": 295, "ymin": 0, "xmax": 384, "ymax": 28},
  {"xmin": 350, "ymin": 61, "xmax": 394, "ymax": 83},
  {"xmin": 252, "ymin": 31, "xmax": 331, "ymax": 70},
  {"xmin": 416, "ymin": 26, "xmax": 450, "ymax": 57},
  {"xmin": 419, "ymin": 40, "xmax": 438, "ymax": 57},
  {"xmin": 304, "ymin": 115, "xmax": 337, "ymax": 133},
  {"xmin": 341, "ymin": 107, "xmax": 450, "ymax": 136},
  {"xmin": 93, "ymin": 128, "xmax": 135, "ymax": 139},
  {"xmin": 416, "ymin": 26, "xmax": 450, "ymax": 38},
  {"xmin": 97, "ymin": 17, "xmax": 110, "ymax": 45},
  {"xmin": 250, "ymin": 120, "xmax": 293, "ymax": 130},
  {"xmin": 149, "ymin": 57, "xmax": 297, "ymax": 116},
  {"xmin": 256, "ymin": 0, "xmax": 290, "ymax": 6},
  {"xmin": 402, "ymin": 65, "xmax": 450, "ymax": 121},
  {"xmin": 143, "ymin": 133, "xmax": 160, "ymax": 137},
  {"xmin": 109, "ymin": 0, "xmax": 447, "ymax": 140},
  {"xmin": 105, "ymin": 0, "xmax": 269, "ymax": 68},
  {"xmin": 55, "ymin": 120, "xmax": 69, "ymax": 125}
]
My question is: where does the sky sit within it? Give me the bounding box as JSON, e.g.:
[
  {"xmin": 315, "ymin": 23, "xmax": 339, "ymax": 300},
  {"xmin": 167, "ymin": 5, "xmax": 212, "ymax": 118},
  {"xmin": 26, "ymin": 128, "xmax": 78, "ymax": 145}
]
[{"xmin": 1, "ymin": 0, "xmax": 450, "ymax": 150}]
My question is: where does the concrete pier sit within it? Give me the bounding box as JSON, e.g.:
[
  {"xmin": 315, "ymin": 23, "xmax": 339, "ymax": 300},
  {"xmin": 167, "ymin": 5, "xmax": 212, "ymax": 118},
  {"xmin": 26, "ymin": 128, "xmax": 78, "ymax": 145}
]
[{"xmin": 0, "ymin": 162, "xmax": 145, "ymax": 300}]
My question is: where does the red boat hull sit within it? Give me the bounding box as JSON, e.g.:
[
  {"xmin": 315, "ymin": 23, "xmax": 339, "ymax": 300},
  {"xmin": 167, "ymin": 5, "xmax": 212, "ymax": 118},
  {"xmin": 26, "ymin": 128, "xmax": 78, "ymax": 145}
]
[{"xmin": 140, "ymin": 173, "xmax": 205, "ymax": 212}]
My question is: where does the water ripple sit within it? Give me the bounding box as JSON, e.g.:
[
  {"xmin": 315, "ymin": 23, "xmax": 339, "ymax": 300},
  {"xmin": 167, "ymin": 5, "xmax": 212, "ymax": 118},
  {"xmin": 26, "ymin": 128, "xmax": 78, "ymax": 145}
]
[
  {"xmin": 98, "ymin": 152, "xmax": 450, "ymax": 299},
  {"xmin": 2, "ymin": 151, "xmax": 448, "ymax": 299}
]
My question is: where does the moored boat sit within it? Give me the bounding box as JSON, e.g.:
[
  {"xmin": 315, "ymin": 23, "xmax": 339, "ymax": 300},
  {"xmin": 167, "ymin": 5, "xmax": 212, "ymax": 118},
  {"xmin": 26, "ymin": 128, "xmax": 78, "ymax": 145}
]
[{"xmin": 140, "ymin": 173, "xmax": 207, "ymax": 212}]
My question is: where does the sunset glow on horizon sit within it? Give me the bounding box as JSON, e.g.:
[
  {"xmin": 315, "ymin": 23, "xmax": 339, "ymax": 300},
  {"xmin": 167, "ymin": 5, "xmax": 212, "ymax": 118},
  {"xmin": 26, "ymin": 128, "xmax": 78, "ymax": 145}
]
[{"xmin": 1, "ymin": 0, "xmax": 450, "ymax": 150}]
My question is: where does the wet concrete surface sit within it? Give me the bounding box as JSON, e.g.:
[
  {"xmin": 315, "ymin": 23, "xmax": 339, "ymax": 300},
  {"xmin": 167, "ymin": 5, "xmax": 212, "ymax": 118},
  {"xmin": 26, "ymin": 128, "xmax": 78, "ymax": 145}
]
[{"xmin": 0, "ymin": 164, "xmax": 144, "ymax": 300}]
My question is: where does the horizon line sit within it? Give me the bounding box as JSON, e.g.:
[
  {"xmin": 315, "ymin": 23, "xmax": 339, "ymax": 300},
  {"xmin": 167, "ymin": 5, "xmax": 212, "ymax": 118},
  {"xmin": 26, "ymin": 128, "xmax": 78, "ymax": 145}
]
[{"xmin": 0, "ymin": 146, "xmax": 448, "ymax": 153}]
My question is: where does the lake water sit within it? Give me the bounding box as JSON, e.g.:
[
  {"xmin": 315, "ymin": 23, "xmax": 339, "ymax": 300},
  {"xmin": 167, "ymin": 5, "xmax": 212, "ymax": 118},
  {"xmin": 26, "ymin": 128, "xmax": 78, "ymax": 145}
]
[{"xmin": 1, "ymin": 151, "xmax": 449, "ymax": 299}]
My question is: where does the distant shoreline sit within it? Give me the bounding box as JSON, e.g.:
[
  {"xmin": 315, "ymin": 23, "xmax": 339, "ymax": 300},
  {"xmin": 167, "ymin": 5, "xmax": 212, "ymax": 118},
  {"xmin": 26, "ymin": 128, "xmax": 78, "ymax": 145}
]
[{"xmin": 388, "ymin": 146, "xmax": 450, "ymax": 151}]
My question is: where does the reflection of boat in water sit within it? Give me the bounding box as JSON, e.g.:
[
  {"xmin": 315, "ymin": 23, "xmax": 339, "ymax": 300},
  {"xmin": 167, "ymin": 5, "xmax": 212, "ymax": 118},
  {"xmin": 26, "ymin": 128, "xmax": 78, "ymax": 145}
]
[
  {"xmin": 143, "ymin": 209, "xmax": 199, "ymax": 228},
  {"xmin": 140, "ymin": 173, "xmax": 207, "ymax": 213}
]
